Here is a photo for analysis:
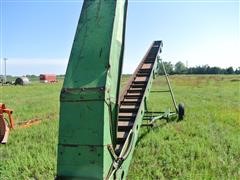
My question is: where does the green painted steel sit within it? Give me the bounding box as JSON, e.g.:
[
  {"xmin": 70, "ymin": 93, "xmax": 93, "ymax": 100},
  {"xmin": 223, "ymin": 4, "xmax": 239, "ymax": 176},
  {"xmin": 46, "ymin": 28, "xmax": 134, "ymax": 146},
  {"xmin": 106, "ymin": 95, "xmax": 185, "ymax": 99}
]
[
  {"xmin": 57, "ymin": 0, "xmax": 128, "ymax": 179},
  {"xmin": 56, "ymin": 0, "xmax": 166, "ymax": 179},
  {"xmin": 107, "ymin": 41, "xmax": 163, "ymax": 178}
]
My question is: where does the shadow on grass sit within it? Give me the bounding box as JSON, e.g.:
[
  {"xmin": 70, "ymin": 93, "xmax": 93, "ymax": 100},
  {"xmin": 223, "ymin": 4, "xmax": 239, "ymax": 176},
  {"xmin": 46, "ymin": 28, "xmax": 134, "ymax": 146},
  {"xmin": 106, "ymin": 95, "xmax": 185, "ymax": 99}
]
[{"xmin": 136, "ymin": 119, "xmax": 179, "ymax": 146}]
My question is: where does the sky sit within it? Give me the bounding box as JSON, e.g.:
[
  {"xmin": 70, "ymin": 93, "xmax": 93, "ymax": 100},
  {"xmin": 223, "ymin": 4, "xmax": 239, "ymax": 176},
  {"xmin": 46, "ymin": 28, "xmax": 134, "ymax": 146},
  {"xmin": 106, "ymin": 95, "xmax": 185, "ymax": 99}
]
[{"xmin": 0, "ymin": 0, "xmax": 239, "ymax": 76}]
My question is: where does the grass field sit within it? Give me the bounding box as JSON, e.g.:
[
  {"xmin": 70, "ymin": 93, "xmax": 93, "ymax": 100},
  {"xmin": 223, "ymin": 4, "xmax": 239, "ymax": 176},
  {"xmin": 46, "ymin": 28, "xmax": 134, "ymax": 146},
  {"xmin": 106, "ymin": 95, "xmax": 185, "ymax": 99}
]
[{"xmin": 0, "ymin": 75, "xmax": 239, "ymax": 179}]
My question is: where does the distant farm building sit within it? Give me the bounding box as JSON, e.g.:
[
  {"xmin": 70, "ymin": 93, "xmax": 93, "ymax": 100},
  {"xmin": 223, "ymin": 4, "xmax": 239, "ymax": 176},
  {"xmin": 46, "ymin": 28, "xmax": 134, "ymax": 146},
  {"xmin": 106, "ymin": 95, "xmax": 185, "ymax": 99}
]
[
  {"xmin": 39, "ymin": 74, "xmax": 57, "ymax": 83},
  {"xmin": 14, "ymin": 77, "xmax": 30, "ymax": 85}
]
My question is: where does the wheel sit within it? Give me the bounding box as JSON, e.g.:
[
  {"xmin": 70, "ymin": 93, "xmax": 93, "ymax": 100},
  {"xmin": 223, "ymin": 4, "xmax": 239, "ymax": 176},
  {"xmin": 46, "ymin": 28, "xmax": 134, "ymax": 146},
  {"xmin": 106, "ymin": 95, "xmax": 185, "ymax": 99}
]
[{"xmin": 178, "ymin": 103, "xmax": 185, "ymax": 120}]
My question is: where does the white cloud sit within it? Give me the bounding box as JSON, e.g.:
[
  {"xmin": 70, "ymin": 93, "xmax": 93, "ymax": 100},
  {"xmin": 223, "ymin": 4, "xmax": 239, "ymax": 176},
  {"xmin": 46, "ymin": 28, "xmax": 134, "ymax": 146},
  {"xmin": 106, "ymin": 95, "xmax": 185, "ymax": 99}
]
[
  {"xmin": 0, "ymin": 58, "xmax": 68, "ymax": 76},
  {"xmin": 6, "ymin": 58, "xmax": 68, "ymax": 66}
]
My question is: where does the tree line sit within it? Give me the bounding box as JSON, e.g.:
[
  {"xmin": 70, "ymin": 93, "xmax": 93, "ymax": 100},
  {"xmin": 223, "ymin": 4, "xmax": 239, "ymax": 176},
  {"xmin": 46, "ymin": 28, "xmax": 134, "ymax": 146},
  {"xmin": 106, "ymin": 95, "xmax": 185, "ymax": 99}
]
[{"xmin": 159, "ymin": 61, "xmax": 240, "ymax": 75}]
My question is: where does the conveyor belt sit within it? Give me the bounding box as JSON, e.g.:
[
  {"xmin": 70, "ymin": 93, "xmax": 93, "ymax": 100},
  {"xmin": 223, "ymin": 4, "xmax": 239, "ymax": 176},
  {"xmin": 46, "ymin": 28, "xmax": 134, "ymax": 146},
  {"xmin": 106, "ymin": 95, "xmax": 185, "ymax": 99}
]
[{"xmin": 115, "ymin": 41, "xmax": 162, "ymax": 154}]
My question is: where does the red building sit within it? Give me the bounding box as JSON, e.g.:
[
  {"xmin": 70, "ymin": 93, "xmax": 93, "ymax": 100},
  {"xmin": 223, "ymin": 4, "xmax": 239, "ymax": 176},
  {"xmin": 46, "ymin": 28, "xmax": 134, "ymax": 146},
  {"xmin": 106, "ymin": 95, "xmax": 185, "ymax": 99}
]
[{"xmin": 39, "ymin": 74, "xmax": 57, "ymax": 83}]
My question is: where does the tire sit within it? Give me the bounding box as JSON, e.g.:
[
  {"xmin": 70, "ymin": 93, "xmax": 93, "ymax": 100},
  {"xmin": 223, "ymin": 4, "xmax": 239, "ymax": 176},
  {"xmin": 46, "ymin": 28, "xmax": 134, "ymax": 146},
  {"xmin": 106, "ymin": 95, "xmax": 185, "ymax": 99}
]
[{"xmin": 178, "ymin": 103, "xmax": 185, "ymax": 120}]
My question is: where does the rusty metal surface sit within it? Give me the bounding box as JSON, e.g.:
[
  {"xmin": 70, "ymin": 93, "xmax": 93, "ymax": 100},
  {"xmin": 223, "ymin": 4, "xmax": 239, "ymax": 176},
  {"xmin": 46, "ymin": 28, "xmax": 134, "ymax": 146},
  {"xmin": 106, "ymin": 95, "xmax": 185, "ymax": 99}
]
[
  {"xmin": 18, "ymin": 119, "xmax": 41, "ymax": 128},
  {"xmin": 0, "ymin": 103, "xmax": 14, "ymax": 144},
  {"xmin": 116, "ymin": 41, "xmax": 162, "ymax": 154},
  {"xmin": 118, "ymin": 42, "xmax": 156, "ymax": 104},
  {"xmin": 0, "ymin": 118, "xmax": 9, "ymax": 144}
]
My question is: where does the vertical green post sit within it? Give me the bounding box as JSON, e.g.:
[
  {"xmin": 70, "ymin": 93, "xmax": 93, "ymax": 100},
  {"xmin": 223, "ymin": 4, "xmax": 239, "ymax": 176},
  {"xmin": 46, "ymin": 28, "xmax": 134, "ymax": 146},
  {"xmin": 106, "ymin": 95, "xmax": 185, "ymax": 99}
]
[{"xmin": 56, "ymin": 0, "xmax": 128, "ymax": 179}]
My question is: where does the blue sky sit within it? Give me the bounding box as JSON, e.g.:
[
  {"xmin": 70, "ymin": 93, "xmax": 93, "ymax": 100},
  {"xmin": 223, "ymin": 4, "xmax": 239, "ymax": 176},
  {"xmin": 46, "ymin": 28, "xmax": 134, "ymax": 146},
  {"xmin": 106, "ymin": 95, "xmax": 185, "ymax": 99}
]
[{"xmin": 0, "ymin": 0, "xmax": 239, "ymax": 75}]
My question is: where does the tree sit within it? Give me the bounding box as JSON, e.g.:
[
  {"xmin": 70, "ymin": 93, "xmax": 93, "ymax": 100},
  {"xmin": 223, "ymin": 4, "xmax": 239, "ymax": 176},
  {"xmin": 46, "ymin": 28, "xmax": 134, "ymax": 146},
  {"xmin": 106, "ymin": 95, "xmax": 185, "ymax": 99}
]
[
  {"xmin": 157, "ymin": 61, "xmax": 174, "ymax": 75},
  {"xmin": 235, "ymin": 67, "xmax": 240, "ymax": 74},
  {"xmin": 209, "ymin": 67, "xmax": 221, "ymax": 74},
  {"xmin": 174, "ymin": 61, "xmax": 187, "ymax": 74},
  {"xmin": 226, "ymin": 67, "xmax": 234, "ymax": 74}
]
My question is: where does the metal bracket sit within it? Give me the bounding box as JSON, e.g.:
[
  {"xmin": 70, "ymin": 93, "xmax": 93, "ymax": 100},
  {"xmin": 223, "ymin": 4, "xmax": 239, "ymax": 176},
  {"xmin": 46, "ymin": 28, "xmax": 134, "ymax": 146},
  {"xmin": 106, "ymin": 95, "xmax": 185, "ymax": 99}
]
[
  {"xmin": 143, "ymin": 109, "xmax": 178, "ymax": 127},
  {"xmin": 107, "ymin": 144, "xmax": 118, "ymax": 160},
  {"xmin": 157, "ymin": 57, "xmax": 178, "ymax": 112},
  {"xmin": 60, "ymin": 87, "xmax": 106, "ymax": 102}
]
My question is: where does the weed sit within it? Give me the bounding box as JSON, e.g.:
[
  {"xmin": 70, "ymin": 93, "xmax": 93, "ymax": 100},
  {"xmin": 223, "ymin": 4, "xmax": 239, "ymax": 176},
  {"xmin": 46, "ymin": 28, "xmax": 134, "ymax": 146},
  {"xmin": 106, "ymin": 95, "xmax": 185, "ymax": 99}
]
[{"xmin": 0, "ymin": 75, "xmax": 239, "ymax": 179}]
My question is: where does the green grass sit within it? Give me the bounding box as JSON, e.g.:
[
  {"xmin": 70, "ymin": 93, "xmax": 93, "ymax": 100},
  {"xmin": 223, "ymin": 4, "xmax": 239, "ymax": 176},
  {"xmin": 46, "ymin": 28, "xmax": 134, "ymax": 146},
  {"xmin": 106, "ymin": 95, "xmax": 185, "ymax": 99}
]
[
  {"xmin": 0, "ymin": 75, "xmax": 239, "ymax": 179},
  {"xmin": 0, "ymin": 81, "xmax": 62, "ymax": 123},
  {"xmin": 128, "ymin": 75, "xmax": 240, "ymax": 179}
]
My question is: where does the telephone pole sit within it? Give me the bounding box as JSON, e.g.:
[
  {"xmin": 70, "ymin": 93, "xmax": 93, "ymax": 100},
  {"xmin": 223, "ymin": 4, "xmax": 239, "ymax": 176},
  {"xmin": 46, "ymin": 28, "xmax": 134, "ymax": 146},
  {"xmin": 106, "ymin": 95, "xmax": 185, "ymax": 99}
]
[{"xmin": 4, "ymin": 58, "xmax": 7, "ymax": 83}]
